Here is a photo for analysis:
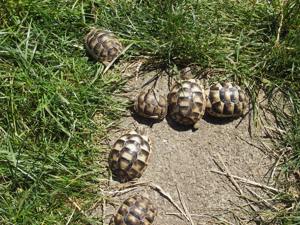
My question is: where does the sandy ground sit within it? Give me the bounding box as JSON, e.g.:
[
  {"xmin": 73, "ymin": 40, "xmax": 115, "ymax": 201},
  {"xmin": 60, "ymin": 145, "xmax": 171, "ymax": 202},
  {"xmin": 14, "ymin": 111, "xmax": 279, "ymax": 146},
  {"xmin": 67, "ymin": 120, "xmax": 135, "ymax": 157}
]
[{"xmin": 94, "ymin": 69, "xmax": 275, "ymax": 225}]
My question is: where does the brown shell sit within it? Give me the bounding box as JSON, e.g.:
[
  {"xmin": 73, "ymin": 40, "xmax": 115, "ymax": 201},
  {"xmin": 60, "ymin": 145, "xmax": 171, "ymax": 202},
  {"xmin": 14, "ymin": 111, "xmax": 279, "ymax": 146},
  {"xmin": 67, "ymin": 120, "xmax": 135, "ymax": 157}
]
[
  {"xmin": 109, "ymin": 130, "xmax": 151, "ymax": 182},
  {"xmin": 109, "ymin": 195, "xmax": 157, "ymax": 225},
  {"xmin": 134, "ymin": 89, "xmax": 168, "ymax": 120},
  {"xmin": 206, "ymin": 82, "xmax": 247, "ymax": 118},
  {"xmin": 84, "ymin": 28, "xmax": 122, "ymax": 65},
  {"xmin": 167, "ymin": 79, "xmax": 206, "ymax": 127}
]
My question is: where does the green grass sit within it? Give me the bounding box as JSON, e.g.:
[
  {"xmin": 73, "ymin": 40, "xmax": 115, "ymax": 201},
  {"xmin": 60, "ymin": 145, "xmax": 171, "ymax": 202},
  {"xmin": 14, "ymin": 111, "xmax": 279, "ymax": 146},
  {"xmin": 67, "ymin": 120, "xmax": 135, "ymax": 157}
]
[
  {"xmin": 0, "ymin": 0, "xmax": 299, "ymax": 224},
  {"xmin": 0, "ymin": 1, "xmax": 126, "ymax": 224}
]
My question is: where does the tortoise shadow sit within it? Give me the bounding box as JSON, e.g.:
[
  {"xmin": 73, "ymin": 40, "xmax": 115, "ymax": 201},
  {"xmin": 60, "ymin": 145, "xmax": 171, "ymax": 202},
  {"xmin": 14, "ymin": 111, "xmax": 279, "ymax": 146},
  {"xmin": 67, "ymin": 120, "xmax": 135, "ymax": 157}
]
[
  {"xmin": 86, "ymin": 54, "xmax": 97, "ymax": 63},
  {"xmin": 129, "ymin": 106, "xmax": 163, "ymax": 128},
  {"xmin": 84, "ymin": 50, "xmax": 121, "ymax": 68},
  {"xmin": 129, "ymin": 105, "xmax": 196, "ymax": 132},
  {"xmin": 165, "ymin": 114, "xmax": 197, "ymax": 132},
  {"xmin": 202, "ymin": 113, "xmax": 237, "ymax": 125}
]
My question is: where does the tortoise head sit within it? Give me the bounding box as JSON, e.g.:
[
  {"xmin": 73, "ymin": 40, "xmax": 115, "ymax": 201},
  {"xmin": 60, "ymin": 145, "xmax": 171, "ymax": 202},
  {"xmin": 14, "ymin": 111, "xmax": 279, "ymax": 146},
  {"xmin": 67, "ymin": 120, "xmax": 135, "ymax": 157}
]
[
  {"xmin": 180, "ymin": 66, "xmax": 193, "ymax": 80},
  {"xmin": 134, "ymin": 126, "xmax": 147, "ymax": 137}
]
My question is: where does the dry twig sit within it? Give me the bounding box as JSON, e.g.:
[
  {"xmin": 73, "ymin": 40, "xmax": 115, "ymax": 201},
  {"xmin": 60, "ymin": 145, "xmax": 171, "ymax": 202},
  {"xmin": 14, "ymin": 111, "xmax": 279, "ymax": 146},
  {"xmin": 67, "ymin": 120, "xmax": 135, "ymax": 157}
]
[
  {"xmin": 176, "ymin": 185, "xmax": 195, "ymax": 225},
  {"xmin": 275, "ymin": 0, "xmax": 285, "ymax": 46},
  {"xmin": 268, "ymin": 151, "xmax": 285, "ymax": 185},
  {"xmin": 67, "ymin": 197, "xmax": 89, "ymax": 218},
  {"xmin": 246, "ymin": 187, "xmax": 279, "ymax": 211},
  {"xmin": 211, "ymin": 170, "xmax": 281, "ymax": 193},
  {"xmin": 214, "ymin": 154, "xmax": 244, "ymax": 196},
  {"xmin": 213, "ymin": 154, "xmax": 258, "ymax": 213},
  {"xmin": 65, "ymin": 209, "xmax": 75, "ymax": 225},
  {"xmin": 166, "ymin": 212, "xmax": 211, "ymax": 218},
  {"xmin": 103, "ymin": 43, "xmax": 133, "ymax": 75},
  {"xmin": 149, "ymin": 183, "xmax": 190, "ymax": 223}
]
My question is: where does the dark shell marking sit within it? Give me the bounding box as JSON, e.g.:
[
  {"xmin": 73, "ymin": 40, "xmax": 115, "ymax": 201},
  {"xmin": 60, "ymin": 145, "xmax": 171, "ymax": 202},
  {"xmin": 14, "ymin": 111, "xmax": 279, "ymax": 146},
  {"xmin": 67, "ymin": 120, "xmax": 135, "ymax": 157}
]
[
  {"xmin": 109, "ymin": 131, "xmax": 151, "ymax": 182},
  {"xmin": 207, "ymin": 82, "xmax": 247, "ymax": 118},
  {"xmin": 168, "ymin": 79, "xmax": 206, "ymax": 126},
  {"xmin": 109, "ymin": 195, "xmax": 157, "ymax": 225},
  {"xmin": 84, "ymin": 28, "xmax": 122, "ymax": 64},
  {"xmin": 134, "ymin": 89, "xmax": 168, "ymax": 120}
]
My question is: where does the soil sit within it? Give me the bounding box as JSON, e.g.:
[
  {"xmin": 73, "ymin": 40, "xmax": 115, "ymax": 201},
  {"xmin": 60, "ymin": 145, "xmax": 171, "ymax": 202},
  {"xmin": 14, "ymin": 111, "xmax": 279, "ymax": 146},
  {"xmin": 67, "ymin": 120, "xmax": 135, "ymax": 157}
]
[{"xmin": 94, "ymin": 68, "xmax": 275, "ymax": 225}]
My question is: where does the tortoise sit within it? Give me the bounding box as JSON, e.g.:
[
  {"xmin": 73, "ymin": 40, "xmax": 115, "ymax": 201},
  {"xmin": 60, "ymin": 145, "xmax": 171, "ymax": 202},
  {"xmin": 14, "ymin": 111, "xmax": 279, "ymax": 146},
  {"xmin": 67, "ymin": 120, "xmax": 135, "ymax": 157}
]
[
  {"xmin": 167, "ymin": 67, "xmax": 206, "ymax": 129},
  {"xmin": 134, "ymin": 88, "xmax": 168, "ymax": 120},
  {"xmin": 109, "ymin": 128, "xmax": 151, "ymax": 182},
  {"xmin": 84, "ymin": 28, "xmax": 122, "ymax": 65},
  {"xmin": 206, "ymin": 82, "xmax": 247, "ymax": 118},
  {"xmin": 109, "ymin": 195, "xmax": 157, "ymax": 225}
]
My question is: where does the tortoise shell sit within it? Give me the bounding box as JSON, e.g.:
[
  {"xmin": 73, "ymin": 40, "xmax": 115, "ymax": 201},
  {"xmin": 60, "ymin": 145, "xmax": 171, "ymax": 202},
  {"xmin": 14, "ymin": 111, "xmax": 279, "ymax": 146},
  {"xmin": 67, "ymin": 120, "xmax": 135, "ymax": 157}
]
[
  {"xmin": 134, "ymin": 88, "xmax": 168, "ymax": 120},
  {"xmin": 109, "ymin": 130, "xmax": 151, "ymax": 182},
  {"xmin": 206, "ymin": 82, "xmax": 247, "ymax": 118},
  {"xmin": 84, "ymin": 28, "xmax": 122, "ymax": 65},
  {"xmin": 109, "ymin": 195, "xmax": 157, "ymax": 225},
  {"xmin": 167, "ymin": 79, "xmax": 206, "ymax": 128}
]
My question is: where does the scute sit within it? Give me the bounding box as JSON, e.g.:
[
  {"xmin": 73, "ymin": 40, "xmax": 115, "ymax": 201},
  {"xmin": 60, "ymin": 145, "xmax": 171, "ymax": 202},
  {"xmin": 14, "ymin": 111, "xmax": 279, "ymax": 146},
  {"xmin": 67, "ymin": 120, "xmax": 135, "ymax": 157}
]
[
  {"xmin": 109, "ymin": 195, "xmax": 157, "ymax": 225},
  {"xmin": 109, "ymin": 130, "xmax": 151, "ymax": 182},
  {"xmin": 84, "ymin": 28, "xmax": 122, "ymax": 65}
]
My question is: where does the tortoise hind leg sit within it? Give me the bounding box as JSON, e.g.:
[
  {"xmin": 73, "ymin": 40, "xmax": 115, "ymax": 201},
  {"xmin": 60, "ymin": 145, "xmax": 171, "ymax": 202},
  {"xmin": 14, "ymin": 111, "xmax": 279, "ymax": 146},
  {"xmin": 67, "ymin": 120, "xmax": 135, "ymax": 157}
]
[
  {"xmin": 204, "ymin": 89, "xmax": 211, "ymax": 109},
  {"xmin": 193, "ymin": 121, "xmax": 201, "ymax": 129}
]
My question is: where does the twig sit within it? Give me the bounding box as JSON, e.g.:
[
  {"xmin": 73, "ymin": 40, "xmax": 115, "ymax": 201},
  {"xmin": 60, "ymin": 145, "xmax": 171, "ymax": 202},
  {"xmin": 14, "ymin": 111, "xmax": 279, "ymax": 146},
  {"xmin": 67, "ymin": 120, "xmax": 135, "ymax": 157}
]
[
  {"xmin": 104, "ymin": 181, "xmax": 150, "ymax": 197},
  {"xmin": 214, "ymin": 154, "xmax": 257, "ymax": 212},
  {"xmin": 275, "ymin": 0, "xmax": 284, "ymax": 46},
  {"xmin": 102, "ymin": 198, "xmax": 106, "ymax": 223},
  {"xmin": 210, "ymin": 215, "xmax": 236, "ymax": 225},
  {"xmin": 103, "ymin": 43, "xmax": 133, "ymax": 75},
  {"xmin": 88, "ymin": 197, "xmax": 104, "ymax": 213},
  {"xmin": 246, "ymin": 187, "xmax": 279, "ymax": 211},
  {"xmin": 211, "ymin": 170, "xmax": 281, "ymax": 193},
  {"xmin": 264, "ymin": 125, "xmax": 286, "ymax": 135},
  {"xmin": 140, "ymin": 73, "xmax": 160, "ymax": 89},
  {"xmin": 215, "ymin": 154, "xmax": 244, "ymax": 196},
  {"xmin": 268, "ymin": 151, "xmax": 285, "ymax": 185},
  {"xmin": 259, "ymin": 140, "xmax": 279, "ymax": 158},
  {"xmin": 106, "ymin": 187, "xmax": 139, "ymax": 196},
  {"xmin": 90, "ymin": 43, "xmax": 133, "ymax": 85},
  {"xmin": 176, "ymin": 185, "xmax": 195, "ymax": 225},
  {"xmin": 135, "ymin": 60, "xmax": 143, "ymax": 77},
  {"xmin": 237, "ymin": 136, "xmax": 266, "ymax": 153},
  {"xmin": 67, "ymin": 197, "xmax": 89, "ymax": 218},
  {"xmin": 66, "ymin": 209, "xmax": 75, "ymax": 225},
  {"xmin": 166, "ymin": 212, "xmax": 211, "ymax": 218},
  {"xmin": 231, "ymin": 211, "xmax": 247, "ymax": 225},
  {"xmin": 111, "ymin": 181, "xmax": 150, "ymax": 190},
  {"xmin": 149, "ymin": 183, "xmax": 190, "ymax": 222}
]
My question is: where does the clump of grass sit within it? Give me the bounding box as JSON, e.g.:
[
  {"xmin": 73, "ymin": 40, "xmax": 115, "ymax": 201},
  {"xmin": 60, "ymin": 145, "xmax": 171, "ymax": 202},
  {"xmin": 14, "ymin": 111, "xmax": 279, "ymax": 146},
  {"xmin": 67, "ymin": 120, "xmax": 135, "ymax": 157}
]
[
  {"xmin": 0, "ymin": 1, "xmax": 126, "ymax": 224},
  {"xmin": 0, "ymin": 0, "xmax": 299, "ymax": 224}
]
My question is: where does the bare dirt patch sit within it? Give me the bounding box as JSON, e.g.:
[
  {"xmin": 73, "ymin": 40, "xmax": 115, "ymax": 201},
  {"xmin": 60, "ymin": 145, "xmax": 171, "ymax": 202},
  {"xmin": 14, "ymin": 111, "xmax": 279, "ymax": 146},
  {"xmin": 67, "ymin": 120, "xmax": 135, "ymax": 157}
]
[{"xmin": 95, "ymin": 68, "xmax": 275, "ymax": 225}]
